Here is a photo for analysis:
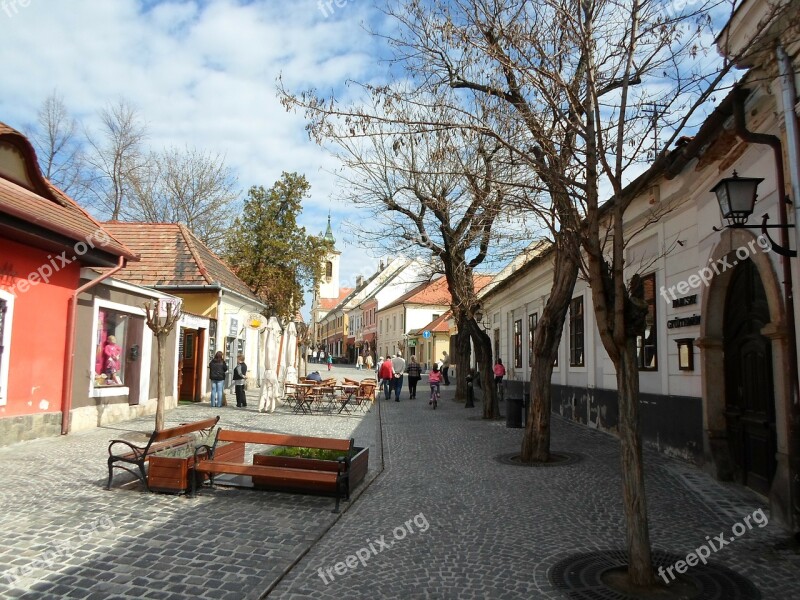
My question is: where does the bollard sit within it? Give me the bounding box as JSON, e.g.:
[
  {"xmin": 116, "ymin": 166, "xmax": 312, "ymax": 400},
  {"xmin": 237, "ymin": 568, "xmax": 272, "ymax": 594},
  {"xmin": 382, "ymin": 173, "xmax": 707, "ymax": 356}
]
[{"xmin": 465, "ymin": 369, "xmax": 475, "ymax": 408}]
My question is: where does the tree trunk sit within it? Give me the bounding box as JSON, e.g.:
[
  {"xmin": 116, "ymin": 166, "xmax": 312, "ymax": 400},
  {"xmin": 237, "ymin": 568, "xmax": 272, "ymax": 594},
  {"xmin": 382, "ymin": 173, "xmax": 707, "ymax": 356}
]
[
  {"xmin": 617, "ymin": 338, "xmax": 655, "ymax": 587},
  {"xmin": 453, "ymin": 329, "xmax": 471, "ymax": 403},
  {"xmin": 466, "ymin": 320, "xmax": 497, "ymax": 419},
  {"xmin": 520, "ymin": 249, "xmax": 578, "ymax": 462},
  {"xmin": 155, "ymin": 331, "xmax": 167, "ymax": 432}
]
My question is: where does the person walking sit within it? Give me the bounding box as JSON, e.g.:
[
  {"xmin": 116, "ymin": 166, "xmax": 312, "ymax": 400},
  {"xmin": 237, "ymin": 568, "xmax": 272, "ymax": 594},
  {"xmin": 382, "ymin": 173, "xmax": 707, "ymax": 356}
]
[
  {"xmin": 233, "ymin": 353, "xmax": 248, "ymax": 408},
  {"xmin": 327, "ymin": 353, "xmax": 333, "ymax": 371},
  {"xmin": 441, "ymin": 351, "xmax": 451, "ymax": 385},
  {"xmin": 313, "ymin": 348, "xmax": 318, "ymax": 364},
  {"xmin": 365, "ymin": 353, "xmax": 374, "ymax": 371},
  {"xmin": 406, "ymin": 355, "xmax": 421, "ymax": 399},
  {"xmin": 356, "ymin": 353, "xmax": 364, "ymax": 370},
  {"xmin": 391, "ymin": 353, "xmax": 406, "ymax": 402},
  {"xmin": 208, "ymin": 351, "xmax": 227, "ymax": 408},
  {"xmin": 378, "ymin": 356, "xmax": 394, "ymax": 400}
]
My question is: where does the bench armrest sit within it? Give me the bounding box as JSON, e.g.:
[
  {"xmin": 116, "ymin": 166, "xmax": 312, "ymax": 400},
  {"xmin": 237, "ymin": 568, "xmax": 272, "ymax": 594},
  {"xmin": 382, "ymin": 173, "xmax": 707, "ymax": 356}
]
[
  {"xmin": 194, "ymin": 444, "xmax": 213, "ymax": 462},
  {"xmin": 108, "ymin": 439, "xmax": 146, "ymax": 460}
]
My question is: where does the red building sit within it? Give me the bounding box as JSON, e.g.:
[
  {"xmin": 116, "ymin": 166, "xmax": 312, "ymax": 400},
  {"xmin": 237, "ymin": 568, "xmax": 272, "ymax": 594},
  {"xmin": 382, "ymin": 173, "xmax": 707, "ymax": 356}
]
[{"xmin": 0, "ymin": 123, "xmax": 135, "ymax": 445}]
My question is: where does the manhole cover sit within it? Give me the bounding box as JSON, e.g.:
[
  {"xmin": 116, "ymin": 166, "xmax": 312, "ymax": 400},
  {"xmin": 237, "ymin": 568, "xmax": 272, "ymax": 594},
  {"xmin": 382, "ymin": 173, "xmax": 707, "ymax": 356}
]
[
  {"xmin": 494, "ymin": 451, "xmax": 582, "ymax": 466},
  {"xmin": 549, "ymin": 549, "xmax": 761, "ymax": 599}
]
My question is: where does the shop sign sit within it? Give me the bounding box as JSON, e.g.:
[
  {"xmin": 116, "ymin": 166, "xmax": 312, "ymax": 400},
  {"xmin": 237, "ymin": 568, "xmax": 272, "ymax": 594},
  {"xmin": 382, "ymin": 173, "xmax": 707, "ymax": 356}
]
[
  {"xmin": 672, "ymin": 295, "xmax": 697, "ymax": 308},
  {"xmin": 667, "ymin": 314, "xmax": 701, "ymax": 329}
]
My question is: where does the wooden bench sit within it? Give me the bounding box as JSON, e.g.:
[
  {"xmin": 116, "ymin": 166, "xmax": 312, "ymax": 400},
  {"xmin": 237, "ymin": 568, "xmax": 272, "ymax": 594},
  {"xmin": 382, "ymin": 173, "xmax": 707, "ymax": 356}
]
[
  {"xmin": 106, "ymin": 416, "xmax": 220, "ymax": 491},
  {"xmin": 191, "ymin": 430, "xmax": 354, "ymax": 512}
]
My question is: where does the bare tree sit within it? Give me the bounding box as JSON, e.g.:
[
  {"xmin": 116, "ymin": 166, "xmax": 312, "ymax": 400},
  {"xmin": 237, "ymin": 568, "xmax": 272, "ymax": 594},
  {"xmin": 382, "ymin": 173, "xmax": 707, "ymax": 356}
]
[
  {"xmin": 85, "ymin": 99, "xmax": 148, "ymax": 220},
  {"xmin": 283, "ymin": 93, "xmax": 525, "ymax": 417},
  {"xmin": 28, "ymin": 91, "xmax": 87, "ymax": 200},
  {"xmin": 284, "ymin": 0, "xmax": 791, "ymax": 588},
  {"xmin": 127, "ymin": 146, "xmax": 239, "ymax": 251},
  {"xmin": 144, "ymin": 299, "xmax": 182, "ymax": 432}
]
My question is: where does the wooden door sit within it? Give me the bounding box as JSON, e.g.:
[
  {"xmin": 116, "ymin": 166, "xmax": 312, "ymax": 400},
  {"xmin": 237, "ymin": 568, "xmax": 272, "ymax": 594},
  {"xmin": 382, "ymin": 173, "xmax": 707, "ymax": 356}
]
[
  {"xmin": 179, "ymin": 329, "xmax": 197, "ymax": 401},
  {"xmin": 723, "ymin": 259, "xmax": 776, "ymax": 495}
]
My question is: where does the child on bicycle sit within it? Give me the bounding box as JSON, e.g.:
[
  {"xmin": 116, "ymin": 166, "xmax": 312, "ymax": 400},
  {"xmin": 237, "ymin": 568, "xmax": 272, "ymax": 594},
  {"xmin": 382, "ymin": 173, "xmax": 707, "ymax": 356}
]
[{"xmin": 428, "ymin": 363, "xmax": 442, "ymax": 406}]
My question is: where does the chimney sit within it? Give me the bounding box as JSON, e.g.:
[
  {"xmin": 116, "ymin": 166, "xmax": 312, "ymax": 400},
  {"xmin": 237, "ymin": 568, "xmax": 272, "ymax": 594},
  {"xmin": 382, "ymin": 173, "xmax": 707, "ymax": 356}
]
[
  {"xmin": 356, "ymin": 275, "xmax": 364, "ymax": 288},
  {"xmin": 379, "ymin": 260, "xmax": 385, "ymax": 270}
]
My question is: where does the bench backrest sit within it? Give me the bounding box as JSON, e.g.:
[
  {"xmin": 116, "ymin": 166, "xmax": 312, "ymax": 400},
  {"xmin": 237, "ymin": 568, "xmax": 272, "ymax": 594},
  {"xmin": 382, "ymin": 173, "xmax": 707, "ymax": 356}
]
[
  {"xmin": 151, "ymin": 416, "xmax": 220, "ymax": 444},
  {"xmin": 216, "ymin": 429, "xmax": 353, "ymax": 453}
]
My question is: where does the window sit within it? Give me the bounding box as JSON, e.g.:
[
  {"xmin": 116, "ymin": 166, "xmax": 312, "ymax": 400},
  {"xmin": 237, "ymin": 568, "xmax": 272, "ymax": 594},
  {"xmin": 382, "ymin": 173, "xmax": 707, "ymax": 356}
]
[
  {"xmin": 528, "ymin": 312, "xmax": 538, "ymax": 367},
  {"xmin": 635, "ymin": 273, "xmax": 658, "ymax": 370},
  {"xmin": 569, "ymin": 297, "xmax": 584, "ymax": 367},
  {"xmin": 95, "ymin": 308, "xmax": 130, "ymax": 386},
  {"xmin": 325, "ymin": 261, "xmax": 333, "ymax": 280},
  {"xmin": 514, "ymin": 319, "xmax": 522, "ymax": 368}
]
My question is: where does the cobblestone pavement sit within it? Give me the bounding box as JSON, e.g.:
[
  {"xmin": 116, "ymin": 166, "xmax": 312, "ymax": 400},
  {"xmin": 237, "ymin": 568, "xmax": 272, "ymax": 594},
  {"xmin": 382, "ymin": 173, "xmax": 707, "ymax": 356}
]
[
  {"xmin": 270, "ymin": 383, "xmax": 800, "ymax": 599},
  {"xmin": 0, "ymin": 366, "xmax": 379, "ymax": 600},
  {"xmin": 1, "ymin": 368, "xmax": 799, "ymax": 599}
]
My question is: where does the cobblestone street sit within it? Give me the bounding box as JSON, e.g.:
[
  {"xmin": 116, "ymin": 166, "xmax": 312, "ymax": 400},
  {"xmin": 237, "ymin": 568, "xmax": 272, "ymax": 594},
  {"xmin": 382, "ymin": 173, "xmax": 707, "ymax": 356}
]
[{"xmin": 0, "ymin": 366, "xmax": 798, "ymax": 599}]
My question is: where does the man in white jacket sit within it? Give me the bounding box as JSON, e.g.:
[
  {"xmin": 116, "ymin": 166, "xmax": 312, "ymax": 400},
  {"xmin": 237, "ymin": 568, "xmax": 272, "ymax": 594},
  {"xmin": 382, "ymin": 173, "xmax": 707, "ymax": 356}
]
[{"xmin": 391, "ymin": 353, "xmax": 406, "ymax": 402}]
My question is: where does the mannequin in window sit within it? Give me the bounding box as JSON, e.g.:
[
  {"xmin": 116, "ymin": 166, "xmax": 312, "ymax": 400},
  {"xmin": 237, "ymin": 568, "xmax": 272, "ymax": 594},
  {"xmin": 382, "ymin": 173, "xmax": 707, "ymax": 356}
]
[{"xmin": 104, "ymin": 335, "xmax": 122, "ymax": 385}]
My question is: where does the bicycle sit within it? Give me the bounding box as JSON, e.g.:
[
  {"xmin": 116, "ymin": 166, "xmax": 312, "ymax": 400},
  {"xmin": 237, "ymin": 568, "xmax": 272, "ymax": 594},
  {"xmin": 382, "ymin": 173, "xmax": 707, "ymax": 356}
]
[
  {"xmin": 495, "ymin": 378, "xmax": 505, "ymax": 404},
  {"xmin": 429, "ymin": 382, "xmax": 440, "ymax": 409}
]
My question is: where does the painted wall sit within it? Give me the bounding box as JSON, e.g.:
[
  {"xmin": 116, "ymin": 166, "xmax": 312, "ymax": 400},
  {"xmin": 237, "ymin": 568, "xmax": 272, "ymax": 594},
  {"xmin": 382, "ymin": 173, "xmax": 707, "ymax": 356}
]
[
  {"xmin": 178, "ymin": 292, "xmax": 218, "ymax": 319},
  {"xmin": 0, "ymin": 238, "xmax": 80, "ymax": 419}
]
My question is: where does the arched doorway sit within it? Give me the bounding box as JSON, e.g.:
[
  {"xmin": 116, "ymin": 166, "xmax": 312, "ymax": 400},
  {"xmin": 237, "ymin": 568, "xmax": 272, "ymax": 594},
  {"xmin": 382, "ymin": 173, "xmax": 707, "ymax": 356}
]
[{"xmin": 723, "ymin": 258, "xmax": 777, "ymax": 495}]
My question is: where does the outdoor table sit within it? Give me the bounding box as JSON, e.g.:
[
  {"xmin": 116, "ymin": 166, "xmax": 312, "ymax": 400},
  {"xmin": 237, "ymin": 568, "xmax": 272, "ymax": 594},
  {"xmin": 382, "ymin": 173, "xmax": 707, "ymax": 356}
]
[
  {"xmin": 338, "ymin": 384, "xmax": 359, "ymax": 414},
  {"xmin": 291, "ymin": 383, "xmax": 319, "ymax": 414}
]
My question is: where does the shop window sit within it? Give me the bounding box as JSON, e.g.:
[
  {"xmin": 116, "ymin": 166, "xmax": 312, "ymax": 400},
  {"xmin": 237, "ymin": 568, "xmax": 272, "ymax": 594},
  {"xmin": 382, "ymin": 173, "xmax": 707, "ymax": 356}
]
[
  {"xmin": 528, "ymin": 313, "xmax": 538, "ymax": 367},
  {"xmin": 635, "ymin": 273, "xmax": 658, "ymax": 370},
  {"xmin": 95, "ymin": 309, "xmax": 128, "ymax": 386},
  {"xmin": 94, "ymin": 308, "xmax": 144, "ymax": 388},
  {"xmin": 569, "ymin": 297, "xmax": 584, "ymax": 367},
  {"xmin": 514, "ymin": 319, "xmax": 522, "ymax": 368}
]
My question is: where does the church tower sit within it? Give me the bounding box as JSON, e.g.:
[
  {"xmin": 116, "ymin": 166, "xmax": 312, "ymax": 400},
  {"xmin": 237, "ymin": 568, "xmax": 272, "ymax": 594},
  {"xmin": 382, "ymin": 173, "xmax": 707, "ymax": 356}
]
[
  {"xmin": 317, "ymin": 213, "xmax": 340, "ymax": 300},
  {"xmin": 311, "ymin": 214, "xmax": 341, "ymax": 347}
]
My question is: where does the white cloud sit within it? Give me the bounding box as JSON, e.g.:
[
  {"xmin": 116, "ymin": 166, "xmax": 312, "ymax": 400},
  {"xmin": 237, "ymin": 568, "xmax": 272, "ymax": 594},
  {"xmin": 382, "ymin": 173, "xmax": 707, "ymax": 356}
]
[{"xmin": 0, "ymin": 0, "xmax": 385, "ymax": 317}]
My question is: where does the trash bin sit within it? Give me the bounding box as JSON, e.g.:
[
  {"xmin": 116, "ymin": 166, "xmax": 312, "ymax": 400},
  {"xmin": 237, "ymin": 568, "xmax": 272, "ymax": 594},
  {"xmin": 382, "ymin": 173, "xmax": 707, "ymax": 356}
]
[{"xmin": 506, "ymin": 397, "xmax": 523, "ymax": 428}]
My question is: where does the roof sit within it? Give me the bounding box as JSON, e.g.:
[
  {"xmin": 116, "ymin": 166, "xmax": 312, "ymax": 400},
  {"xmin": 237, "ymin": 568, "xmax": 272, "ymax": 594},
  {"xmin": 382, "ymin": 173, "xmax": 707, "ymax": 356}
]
[
  {"xmin": 412, "ymin": 310, "xmax": 453, "ymax": 335},
  {"xmin": 101, "ymin": 222, "xmax": 264, "ymax": 305},
  {"xmin": 381, "ymin": 274, "xmax": 493, "ymax": 312},
  {"xmin": 0, "ymin": 122, "xmax": 136, "ymax": 264},
  {"xmin": 318, "ymin": 287, "xmax": 354, "ymax": 311}
]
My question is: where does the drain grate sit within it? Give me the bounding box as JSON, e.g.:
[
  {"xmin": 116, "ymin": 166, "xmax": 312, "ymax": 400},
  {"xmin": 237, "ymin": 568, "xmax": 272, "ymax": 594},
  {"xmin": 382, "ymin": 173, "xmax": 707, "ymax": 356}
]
[
  {"xmin": 549, "ymin": 549, "xmax": 761, "ymax": 600},
  {"xmin": 494, "ymin": 451, "xmax": 583, "ymax": 467}
]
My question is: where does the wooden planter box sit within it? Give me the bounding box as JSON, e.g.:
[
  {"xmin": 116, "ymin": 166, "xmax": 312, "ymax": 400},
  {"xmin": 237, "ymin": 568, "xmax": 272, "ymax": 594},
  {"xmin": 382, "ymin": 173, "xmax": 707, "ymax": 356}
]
[
  {"xmin": 252, "ymin": 446, "xmax": 369, "ymax": 495},
  {"xmin": 148, "ymin": 442, "xmax": 245, "ymax": 494}
]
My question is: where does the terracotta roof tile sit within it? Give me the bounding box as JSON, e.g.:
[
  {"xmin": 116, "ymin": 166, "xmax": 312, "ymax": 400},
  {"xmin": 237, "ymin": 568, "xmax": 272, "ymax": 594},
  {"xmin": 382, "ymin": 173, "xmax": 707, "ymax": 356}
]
[
  {"xmin": 319, "ymin": 288, "xmax": 354, "ymax": 310},
  {"xmin": 413, "ymin": 310, "xmax": 453, "ymax": 334},
  {"xmin": 382, "ymin": 274, "xmax": 493, "ymax": 312},
  {"xmin": 102, "ymin": 222, "xmax": 263, "ymax": 304},
  {"xmin": 0, "ymin": 121, "xmax": 135, "ymax": 261}
]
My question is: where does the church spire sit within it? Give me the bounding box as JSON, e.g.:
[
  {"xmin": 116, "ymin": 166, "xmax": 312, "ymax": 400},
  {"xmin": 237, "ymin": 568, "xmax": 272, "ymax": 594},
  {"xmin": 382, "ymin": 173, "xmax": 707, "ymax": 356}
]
[{"xmin": 324, "ymin": 212, "xmax": 336, "ymax": 245}]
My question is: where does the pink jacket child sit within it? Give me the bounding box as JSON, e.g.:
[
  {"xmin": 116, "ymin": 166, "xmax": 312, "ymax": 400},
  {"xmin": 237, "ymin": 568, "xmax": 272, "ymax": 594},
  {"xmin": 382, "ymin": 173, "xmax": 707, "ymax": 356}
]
[
  {"xmin": 104, "ymin": 336, "xmax": 122, "ymax": 384},
  {"xmin": 428, "ymin": 368, "xmax": 442, "ymax": 386},
  {"xmin": 493, "ymin": 359, "xmax": 506, "ymax": 381}
]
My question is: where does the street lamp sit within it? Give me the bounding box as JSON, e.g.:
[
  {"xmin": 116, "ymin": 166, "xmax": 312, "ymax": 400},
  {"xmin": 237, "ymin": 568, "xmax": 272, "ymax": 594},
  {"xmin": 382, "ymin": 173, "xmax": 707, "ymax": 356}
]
[
  {"xmin": 711, "ymin": 171, "xmax": 763, "ymax": 226},
  {"xmin": 711, "ymin": 170, "xmax": 796, "ymax": 257}
]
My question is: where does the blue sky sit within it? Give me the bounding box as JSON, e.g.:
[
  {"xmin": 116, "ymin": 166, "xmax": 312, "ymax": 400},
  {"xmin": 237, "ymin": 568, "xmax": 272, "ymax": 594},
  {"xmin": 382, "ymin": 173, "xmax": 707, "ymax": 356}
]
[{"xmin": 0, "ymin": 0, "xmax": 391, "ymax": 316}]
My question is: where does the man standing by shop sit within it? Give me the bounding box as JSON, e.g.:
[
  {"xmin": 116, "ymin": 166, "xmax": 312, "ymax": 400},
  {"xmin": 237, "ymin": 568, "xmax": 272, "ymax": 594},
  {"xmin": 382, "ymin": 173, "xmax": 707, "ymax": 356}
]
[
  {"xmin": 391, "ymin": 352, "xmax": 406, "ymax": 402},
  {"xmin": 441, "ymin": 351, "xmax": 451, "ymax": 385}
]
